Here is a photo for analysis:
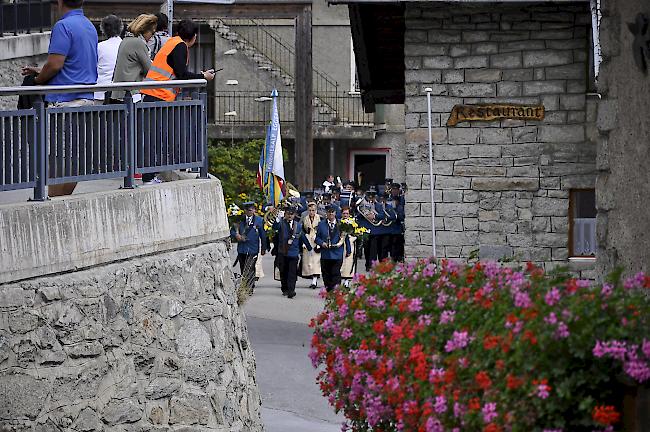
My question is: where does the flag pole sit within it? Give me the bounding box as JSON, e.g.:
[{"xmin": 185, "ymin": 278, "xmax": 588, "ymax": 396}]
[{"xmin": 425, "ymin": 87, "xmax": 437, "ymax": 258}]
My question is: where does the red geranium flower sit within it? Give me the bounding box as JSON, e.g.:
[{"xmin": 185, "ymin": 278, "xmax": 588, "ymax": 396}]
[{"xmin": 592, "ymin": 405, "xmax": 620, "ymax": 425}]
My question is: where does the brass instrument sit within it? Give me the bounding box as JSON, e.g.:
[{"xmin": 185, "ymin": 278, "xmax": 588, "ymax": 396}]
[
  {"xmin": 263, "ymin": 182, "xmax": 300, "ymax": 226},
  {"xmin": 357, "ymin": 197, "xmax": 384, "ymax": 227}
]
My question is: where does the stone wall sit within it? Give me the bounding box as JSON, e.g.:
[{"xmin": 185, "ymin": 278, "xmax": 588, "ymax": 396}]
[
  {"xmin": 0, "ymin": 32, "xmax": 50, "ymax": 110},
  {"xmin": 0, "ymin": 241, "xmax": 263, "ymax": 432},
  {"xmin": 403, "ymin": 3, "xmax": 598, "ymax": 269},
  {"xmin": 595, "ymin": 0, "xmax": 650, "ymax": 277}
]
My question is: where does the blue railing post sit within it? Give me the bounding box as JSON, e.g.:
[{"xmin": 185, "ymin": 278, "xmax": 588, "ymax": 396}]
[
  {"xmin": 199, "ymin": 92, "xmax": 209, "ymax": 179},
  {"xmin": 123, "ymin": 92, "xmax": 136, "ymax": 189},
  {"xmin": 32, "ymin": 99, "xmax": 47, "ymax": 201}
]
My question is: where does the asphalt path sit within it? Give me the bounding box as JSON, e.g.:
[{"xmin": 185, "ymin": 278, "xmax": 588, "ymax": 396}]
[{"xmin": 242, "ymin": 253, "xmax": 348, "ymax": 432}]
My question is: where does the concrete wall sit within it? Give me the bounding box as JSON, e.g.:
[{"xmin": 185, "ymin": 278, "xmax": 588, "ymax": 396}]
[
  {"xmin": 403, "ymin": 3, "xmax": 598, "ymax": 268},
  {"xmin": 0, "ymin": 180, "xmax": 229, "ymax": 284},
  {"xmin": 0, "ymin": 180, "xmax": 262, "ymax": 431},
  {"xmin": 0, "ymin": 32, "xmax": 50, "ymax": 110},
  {"xmin": 596, "ymin": 0, "xmax": 650, "ymax": 277}
]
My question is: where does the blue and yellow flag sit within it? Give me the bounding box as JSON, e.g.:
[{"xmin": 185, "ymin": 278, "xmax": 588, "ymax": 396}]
[{"xmin": 257, "ymin": 89, "xmax": 285, "ymax": 206}]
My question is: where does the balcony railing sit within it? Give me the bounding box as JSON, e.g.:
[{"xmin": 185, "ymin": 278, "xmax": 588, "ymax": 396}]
[
  {"xmin": 0, "ymin": 0, "xmax": 50, "ymax": 36},
  {"xmin": 0, "ymin": 79, "xmax": 208, "ymax": 201},
  {"xmin": 213, "ymin": 91, "xmax": 374, "ymax": 126}
]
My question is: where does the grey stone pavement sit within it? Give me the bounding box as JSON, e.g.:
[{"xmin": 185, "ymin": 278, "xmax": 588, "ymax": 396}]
[{"xmin": 242, "ymin": 254, "xmax": 347, "ymax": 432}]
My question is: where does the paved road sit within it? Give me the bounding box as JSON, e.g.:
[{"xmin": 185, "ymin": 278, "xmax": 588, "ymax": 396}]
[{"xmin": 243, "ymin": 254, "xmax": 347, "ymax": 432}]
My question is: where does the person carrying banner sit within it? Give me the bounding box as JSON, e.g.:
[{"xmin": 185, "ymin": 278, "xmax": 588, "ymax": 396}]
[
  {"xmin": 299, "ymin": 202, "xmax": 322, "ymax": 289},
  {"xmin": 316, "ymin": 206, "xmax": 351, "ymax": 292},
  {"xmin": 230, "ymin": 201, "xmax": 267, "ymax": 293},
  {"xmin": 273, "ymin": 205, "xmax": 311, "ymax": 299}
]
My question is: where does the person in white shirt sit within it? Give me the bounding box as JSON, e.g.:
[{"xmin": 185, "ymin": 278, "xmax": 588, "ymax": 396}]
[
  {"xmin": 94, "ymin": 15, "xmax": 123, "ymax": 102},
  {"xmin": 322, "ymin": 174, "xmax": 335, "ymax": 192}
]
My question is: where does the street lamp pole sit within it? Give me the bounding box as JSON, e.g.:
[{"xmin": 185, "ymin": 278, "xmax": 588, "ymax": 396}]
[{"xmin": 425, "ymin": 87, "xmax": 437, "ymax": 258}]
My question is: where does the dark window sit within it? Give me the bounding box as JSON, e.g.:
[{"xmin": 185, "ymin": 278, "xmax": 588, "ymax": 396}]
[{"xmin": 569, "ymin": 189, "xmax": 597, "ymax": 257}]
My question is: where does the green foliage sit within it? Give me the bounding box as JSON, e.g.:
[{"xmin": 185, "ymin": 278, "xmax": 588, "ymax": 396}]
[
  {"xmin": 208, "ymin": 139, "xmax": 265, "ymax": 206},
  {"xmin": 208, "ymin": 139, "xmax": 289, "ymax": 207}
]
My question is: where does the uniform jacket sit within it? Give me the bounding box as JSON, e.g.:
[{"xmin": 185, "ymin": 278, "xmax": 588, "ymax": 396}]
[
  {"xmin": 273, "ymin": 219, "xmax": 311, "ymax": 257},
  {"xmin": 315, "ymin": 219, "xmax": 351, "ymax": 261},
  {"xmin": 385, "ymin": 201, "xmax": 403, "ymax": 235},
  {"xmin": 230, "ymin": 215, "xmax": 267, "ymax": 255}
]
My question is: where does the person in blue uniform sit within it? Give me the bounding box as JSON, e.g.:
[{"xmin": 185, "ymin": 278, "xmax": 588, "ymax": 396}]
[
  {"xmin": 230, "ymin": 201, "xmax": 267, "ymax": 293},
  {"xmin": 272, "ymin": 205, "xmax": 311, "ymax": 299},
  {"xmin": 315, "ymin": 206, "xmax": 351, "ymax": 292},
  {"xmin": 299, "ymin": 190, "xmax": 315, "ymax": 216},
  {"xmin": 374, "ymin": 192, "xmax": 398, "ymax": 261},
  {"xmin": 389, "ymin": 183, "xmax": 406, "ymax": 261},
  {"xmin": 357, "ymin": 187, "xmax": 379, "ymax": 271},
  {"xmin": 318, "ymin": 192, "xmax": 341, "ymax": 219}
]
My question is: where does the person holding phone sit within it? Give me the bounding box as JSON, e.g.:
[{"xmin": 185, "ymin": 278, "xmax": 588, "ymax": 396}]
[{"xmin": 140, "ymin": 19, "xmax": 215, "ymax": 184}]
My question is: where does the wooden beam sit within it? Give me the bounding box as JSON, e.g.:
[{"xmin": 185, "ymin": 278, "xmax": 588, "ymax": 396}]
[
  {"xmin": 294, "ymin": 5, "xmax": 313, "ymax": 189},
  {"xmin": 349, "ymin": 5, "xmax": 374, "ymax": 112},
  {"xmin": 82, "ymin": 1, "xmax": 309, "ymax": 20}
]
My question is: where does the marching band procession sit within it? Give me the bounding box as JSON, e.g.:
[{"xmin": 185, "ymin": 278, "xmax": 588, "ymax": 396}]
[{"xmin": 229, "ymin": 177, "xmax": 406, "ymax": 299}]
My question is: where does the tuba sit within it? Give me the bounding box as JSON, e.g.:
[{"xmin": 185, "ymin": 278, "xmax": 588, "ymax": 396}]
[{"xmin": 356, "ymin": 197, "xmax": 384, "ymax": 227}]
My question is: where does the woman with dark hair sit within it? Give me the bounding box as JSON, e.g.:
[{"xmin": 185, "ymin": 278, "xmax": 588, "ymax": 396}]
[
  {"xmin": 147, "ymin": 12, "xmax": 170, "ymax": 60},
  {"xmin": 95, "ymin": 14, "xmax": 123, "ymax": 101},
  {"xmin": 110, "ymin": 14, "xmax": 157, "ymax": 103},
  {"xmin": 139, "ymin": 19, "xmax": 214, "ymax": 185}
]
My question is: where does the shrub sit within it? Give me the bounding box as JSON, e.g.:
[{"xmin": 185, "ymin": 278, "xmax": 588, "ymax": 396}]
[
  {"xmin": 309, "ymin": 259, "xmax": 650, "ymax": 432},
  {"xmin": 208, "ymin": 139, "xmax": 266, "ymax": 207}
]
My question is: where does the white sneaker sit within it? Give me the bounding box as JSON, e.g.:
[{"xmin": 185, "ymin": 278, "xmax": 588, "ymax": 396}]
[{"xmin": 142, "ymin": 177, "xmax": 163, "ymax": 186}]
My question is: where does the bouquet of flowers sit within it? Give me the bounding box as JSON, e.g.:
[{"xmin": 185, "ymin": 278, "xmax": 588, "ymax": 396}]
[
  {"xmin": 264, "ymin": 221, "xmax": 277, "ymax": 240},
  {"xmin": 310, "ymin": 260, "xmax": 650, "ymax": 432},
  {"xmin": 340, "ymin": 218, "xmax": 370, "ymax": 243},
  {"xmin": 340, "ymin": 217, "xmax": 359, "ymax": 235},
  {"xmin": 227, "ymin": 203, "xmax": 244, "ymax": 227},
  {"xmin": 353, "ymin": 226, "xmax": 370, "ymax": 243}
]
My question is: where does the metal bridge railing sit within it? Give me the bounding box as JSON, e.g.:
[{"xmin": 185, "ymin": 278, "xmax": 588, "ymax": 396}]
[
  {"xmin": 0, "ymin": 0, "xmax": 50, "ymax": 36},
  {"xmin": 0, "ymin": 79, "xmax": 208, "ymax": 201}
]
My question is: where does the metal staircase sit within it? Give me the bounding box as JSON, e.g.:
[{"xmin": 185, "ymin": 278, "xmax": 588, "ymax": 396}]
[{"xmin": 213, "ymin": 18, "xmax": 371, "ymax": 126}]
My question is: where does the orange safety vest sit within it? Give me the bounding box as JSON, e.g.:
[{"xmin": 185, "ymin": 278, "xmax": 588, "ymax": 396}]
[{"xmin": 141, "ymin": 36, "xmax": 189, "ymax": 101}]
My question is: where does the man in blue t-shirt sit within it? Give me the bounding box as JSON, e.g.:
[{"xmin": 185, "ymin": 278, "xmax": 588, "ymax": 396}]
[
  {"xmin": 21, "ymin": 0, "xmax": 97, "ymax": 196},
  {"xmin": 22, "ymin": 0, "xmax": 97, "ymax": 106}
]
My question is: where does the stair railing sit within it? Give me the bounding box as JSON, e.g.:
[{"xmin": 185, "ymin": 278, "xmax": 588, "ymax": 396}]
[{"xmin": 218, "ymin": 18, "xmax": 341, "ymax": 117}]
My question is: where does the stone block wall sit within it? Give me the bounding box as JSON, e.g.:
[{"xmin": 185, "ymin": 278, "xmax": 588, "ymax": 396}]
[
  {"xmin": 0, "ymin": 241, "xmax": 263, "ymax": 432},
  {"xmin": 595, "ymin": 0, "xmax": 650, "ymax": 277},
  {"xmin": 404, "ymin": 3, "xmax": 598, "ymax": 268}
]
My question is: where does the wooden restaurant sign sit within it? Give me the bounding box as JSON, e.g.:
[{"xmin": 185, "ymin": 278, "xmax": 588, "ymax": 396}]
[{"xmin": 446, "ymin": 104, "xmax": 545, "ymax": 126}]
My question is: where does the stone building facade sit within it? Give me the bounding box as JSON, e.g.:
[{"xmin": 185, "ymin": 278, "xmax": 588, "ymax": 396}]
[
  {"xmin": 595, "ymin": 0, "xmax": 650, "ymax": 277},
  {"xmin": 403, "ymin": 2, "xmax": 598, "ymax": 270}
]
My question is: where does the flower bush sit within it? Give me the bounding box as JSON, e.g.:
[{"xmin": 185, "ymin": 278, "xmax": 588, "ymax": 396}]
[{"xmin": 309, "ymin": 259, "xmax": 650, "ymax": 432}]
